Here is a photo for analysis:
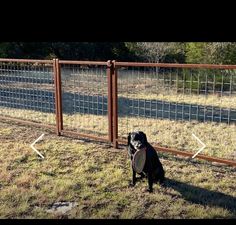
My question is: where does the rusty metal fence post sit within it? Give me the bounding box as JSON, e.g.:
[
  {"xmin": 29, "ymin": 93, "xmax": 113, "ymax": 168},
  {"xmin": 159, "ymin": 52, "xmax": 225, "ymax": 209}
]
[
  {"xmin": 107, "ymin": 60, "xmax": 113, "ymax": 143},
  {"xmin": 53, "ymin": 58, "xmax": 63, "ymax": 136},
  {"xmin": 112, "ymin": 60, "xmax": 118, "ymax": 148},
  {"xmin": 107, "ymin": 60, "xmax": 118, "ymax": 148},
  {"xmin": 56, "ymin": 59, "xmax": 63, "ymax": 133}
]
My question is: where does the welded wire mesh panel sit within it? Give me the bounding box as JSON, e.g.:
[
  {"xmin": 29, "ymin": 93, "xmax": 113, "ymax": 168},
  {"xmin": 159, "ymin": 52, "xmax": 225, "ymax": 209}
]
[
  {"xmin": 0, "ymin": 61, "xmax": 56, "ymax": 125},
  {"xmin": 117, "ymin": 65, "xmax": 236, "ymax": 161},
  {"xmin": 60, "ymin": 64, "xmax": 108, "ymax": 139}
]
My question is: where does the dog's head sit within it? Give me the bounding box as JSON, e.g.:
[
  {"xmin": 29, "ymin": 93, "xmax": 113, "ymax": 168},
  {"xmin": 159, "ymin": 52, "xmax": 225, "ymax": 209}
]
[{"xmin": 128, "ymin": 131, "xmax": 148, "ymax": 152}]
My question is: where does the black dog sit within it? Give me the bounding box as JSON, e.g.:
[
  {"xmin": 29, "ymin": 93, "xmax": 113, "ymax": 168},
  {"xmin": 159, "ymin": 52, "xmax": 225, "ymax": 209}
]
[{"xmin": 128, "ymin": 131, "xmax": 165, "ymax": 192}]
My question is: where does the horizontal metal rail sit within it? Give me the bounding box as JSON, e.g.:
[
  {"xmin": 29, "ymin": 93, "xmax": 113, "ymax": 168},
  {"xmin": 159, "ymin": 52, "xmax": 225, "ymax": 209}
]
[
  {"xmin": 0, "ymin": 116, "xmax": 56, "ymax": 130},
  {"xmin": 0, "ymin": 58, "xmax": 53, "ymax": 64},
  {"xmin": 117, "ymin": 139, "xmax": 236, "ymax": 167},
  {"xmin": 59, "ymin": 60, "xmax": 108, "ymax": 65},
  {"xmin": 115, "ymin": 61, "xmax": 236, "ymax": 69},
  {"xmin": 1, "ymin": 59, "xmax": 235, "ymax": 69},
  {"xmin": 61, "ymin": 130, "xmax": 109, "ymax": 143}
]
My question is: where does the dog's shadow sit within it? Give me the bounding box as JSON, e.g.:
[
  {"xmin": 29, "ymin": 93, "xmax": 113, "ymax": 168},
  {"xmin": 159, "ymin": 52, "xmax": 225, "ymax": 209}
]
[
  {"xmin": 161, "ymin": 178, "xmax": 236, "ymax": 214},
  {"xmin": 132, "ymin": 175, "xmax": 236, "ymax": 216}
]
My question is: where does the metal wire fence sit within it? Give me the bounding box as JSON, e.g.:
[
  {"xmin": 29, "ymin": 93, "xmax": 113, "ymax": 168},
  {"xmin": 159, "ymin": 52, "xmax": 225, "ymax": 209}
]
[
  {"xmin": 0, "ymin": 59, "xmax": 56, "ymax": 127},
  {"xmin": 116, "ymin": 62, "xmax": 236, "ymax": 162},
  {"xmin": 0, "ymin": 58, "xmax": 236, "ymax": 166},
  {"xmin": 117, "ymin": 66, "xmax": 236, "ymax": 124}
]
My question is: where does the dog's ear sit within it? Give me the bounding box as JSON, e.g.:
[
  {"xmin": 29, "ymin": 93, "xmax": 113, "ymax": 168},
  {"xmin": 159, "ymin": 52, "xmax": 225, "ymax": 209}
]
[
  {"xmin": 127, "ymin": 132, "xmax": 131, "ymax": 145},
  {"xmin": 139, "ymin": 131, "xmax": 147, "ymax": 144}
]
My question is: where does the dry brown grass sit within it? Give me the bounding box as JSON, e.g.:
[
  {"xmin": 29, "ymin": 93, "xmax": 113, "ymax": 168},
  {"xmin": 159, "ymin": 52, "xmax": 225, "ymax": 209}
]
[{"xmin": 0, "ymin": 121, "xmax": 236, "ymax": 219}]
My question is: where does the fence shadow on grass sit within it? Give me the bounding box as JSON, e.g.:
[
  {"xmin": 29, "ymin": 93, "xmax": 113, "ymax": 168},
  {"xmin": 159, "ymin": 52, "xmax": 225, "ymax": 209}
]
[
  {"xmin": 164, "ymin": 177, "xmax": 236, "ymax": 215},
  {"xmin": 1, "ymin": 87, "xmax": 236, "ymax": 124},
  {"xmin": 62, "ymin": 92, "xmax": 236, "ymax": 124}
]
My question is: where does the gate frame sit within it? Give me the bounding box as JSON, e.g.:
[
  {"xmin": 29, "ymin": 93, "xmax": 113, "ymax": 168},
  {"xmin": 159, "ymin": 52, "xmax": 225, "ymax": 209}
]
[{"xmin": 56, "ymin": 59, "xmax": 112, "ymax": 143}]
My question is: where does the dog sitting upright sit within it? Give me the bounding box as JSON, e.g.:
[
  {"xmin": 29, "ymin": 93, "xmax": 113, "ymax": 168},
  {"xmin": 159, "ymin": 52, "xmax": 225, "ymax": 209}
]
[{"xmin": 128, "ymin": 131, "xmax": 165, "ymax": 192}]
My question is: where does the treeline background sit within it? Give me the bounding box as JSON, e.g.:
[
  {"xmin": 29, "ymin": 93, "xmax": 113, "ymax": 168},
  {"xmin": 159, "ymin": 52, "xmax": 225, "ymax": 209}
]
[{"xmin": 1, "ymin": 42, "xmax": 236, "ymax": 64}]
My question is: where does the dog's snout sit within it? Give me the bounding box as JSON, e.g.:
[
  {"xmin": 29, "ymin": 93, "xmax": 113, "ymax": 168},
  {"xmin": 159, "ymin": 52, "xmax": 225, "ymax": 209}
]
[
  {"xmin": 137, "ymin": 142, "xmax": 141, "ymax": 147},
  {"xmin": 134, "ymin": 141, "xmax": 142, "ymax": 149}
]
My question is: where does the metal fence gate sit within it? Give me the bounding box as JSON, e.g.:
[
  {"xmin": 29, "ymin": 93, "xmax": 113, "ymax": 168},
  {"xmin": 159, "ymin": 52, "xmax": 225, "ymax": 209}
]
[{"xmin": 56, "ymin": 60, "xmax": 111, "ymax": 142}]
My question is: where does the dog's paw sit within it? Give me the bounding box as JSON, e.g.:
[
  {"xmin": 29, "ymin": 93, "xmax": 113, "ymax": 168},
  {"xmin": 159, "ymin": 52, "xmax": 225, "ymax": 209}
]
[
  {"xmin": 159, "ymin": 182, "xmax": 166, "ymax": 188},
  {"xmin": 128, "ymin": 182, "xmax": 136, "ymax": 188},
  {"xmin": 142, "ymin": 187, "xmax": 153, "ymax": 193}
]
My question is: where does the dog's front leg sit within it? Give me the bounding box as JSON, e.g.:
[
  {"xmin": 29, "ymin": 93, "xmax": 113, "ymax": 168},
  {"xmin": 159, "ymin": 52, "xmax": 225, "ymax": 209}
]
[
  {"xmin": 132, "ymin": 168, "xmax": 137, "ymax": 186},
  {"xmin": 147, "ymin": 173, "xmax": 153, "ymax": 192}
]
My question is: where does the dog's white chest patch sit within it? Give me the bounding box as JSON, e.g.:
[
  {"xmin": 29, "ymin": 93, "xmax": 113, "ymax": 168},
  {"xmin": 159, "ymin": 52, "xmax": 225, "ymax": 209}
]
[{"xmin": 132, "ymin": 149, "xmax": 146, "ymax": 173}]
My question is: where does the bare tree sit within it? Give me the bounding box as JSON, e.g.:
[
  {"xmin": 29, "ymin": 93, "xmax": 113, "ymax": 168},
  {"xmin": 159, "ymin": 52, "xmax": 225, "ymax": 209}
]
[
  {"xmin": 136, "ymin": 42, "xmax": 183, "ymax": 77},
  {"xmin": 136, "ymin": 42, "xmax": 178, "ymax": 63}
]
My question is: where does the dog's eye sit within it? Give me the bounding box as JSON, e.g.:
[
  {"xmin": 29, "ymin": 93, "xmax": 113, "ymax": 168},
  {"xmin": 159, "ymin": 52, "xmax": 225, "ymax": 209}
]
[{"xmin": 133, "ymin": 137, "xmax": 138, "ymax": 141}]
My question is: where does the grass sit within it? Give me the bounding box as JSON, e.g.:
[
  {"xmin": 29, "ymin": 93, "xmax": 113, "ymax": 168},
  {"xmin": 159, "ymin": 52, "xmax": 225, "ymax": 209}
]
[
  {"xmin": 0, "ymin": 121, "xmax": 236, "ymax": 219},
  {"xmin": 1, "ymin": 65, "xmax": 235, "ymax": 218}
]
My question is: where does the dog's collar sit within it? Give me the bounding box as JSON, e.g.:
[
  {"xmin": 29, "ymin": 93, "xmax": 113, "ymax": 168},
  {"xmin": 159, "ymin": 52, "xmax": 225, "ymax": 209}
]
[{"xmin": 128, "ymin": 146, "xmax": 147, "ymax": 158}]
